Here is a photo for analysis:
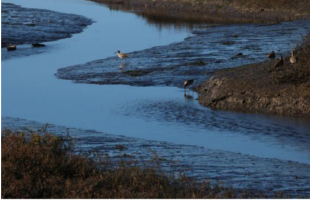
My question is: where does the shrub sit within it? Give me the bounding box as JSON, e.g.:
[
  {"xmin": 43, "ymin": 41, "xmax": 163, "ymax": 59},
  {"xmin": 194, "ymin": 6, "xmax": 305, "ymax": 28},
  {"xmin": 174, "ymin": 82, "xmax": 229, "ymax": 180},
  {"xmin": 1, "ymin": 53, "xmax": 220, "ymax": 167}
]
[{"xmin": 1, "ymin": 130, "xmax": 280, "ymax": 198}]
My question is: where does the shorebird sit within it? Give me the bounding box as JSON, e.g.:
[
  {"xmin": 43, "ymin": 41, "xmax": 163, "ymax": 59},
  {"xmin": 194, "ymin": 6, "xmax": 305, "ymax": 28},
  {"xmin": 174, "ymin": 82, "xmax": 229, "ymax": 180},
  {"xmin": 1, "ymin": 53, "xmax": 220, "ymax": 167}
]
[
  {"xmin": 290, "ymin": 51, "xmax": 298, "ymax": 64},
  {"xmin": 274, "ymin": 55, "xmax": 284, "ymax": 68},
  {"xmin": 115, "ymin": 50, "xmax": 129, "ymax": 59},
  {"xmin": 184, "ymin": 79, "xmax": 194, "ymax": 93},
  {"xmin": 268, "ymin": 51, "xmax": 276, "ymax": 59}
]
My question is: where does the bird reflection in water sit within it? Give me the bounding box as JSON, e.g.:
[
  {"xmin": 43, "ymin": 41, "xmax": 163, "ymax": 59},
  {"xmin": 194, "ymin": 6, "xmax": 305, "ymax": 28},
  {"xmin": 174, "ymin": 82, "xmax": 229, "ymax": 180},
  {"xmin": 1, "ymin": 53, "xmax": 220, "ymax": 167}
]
[
  {"xmin": 119, "ymin": 62, "xmax": 128, "ymax": 70},
  {"xmin": 184, "ymin": 93, "xmax": 194, "ymax": 100},
  {"xmin": 183, "ymin": 79, "xmax": 195, "ymax": 100}
]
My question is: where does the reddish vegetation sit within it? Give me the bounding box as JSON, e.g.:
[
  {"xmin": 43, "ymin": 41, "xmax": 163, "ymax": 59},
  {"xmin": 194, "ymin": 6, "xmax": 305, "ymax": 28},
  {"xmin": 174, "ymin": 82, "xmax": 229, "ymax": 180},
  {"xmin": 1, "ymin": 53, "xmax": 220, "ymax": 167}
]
[
  {"xmin": 1, "ymin": 130, "xmax": 260, "ymax": 199},
  {"xmin": 2, "ymin": 130, "xmax": 293, "ymax": 198}
]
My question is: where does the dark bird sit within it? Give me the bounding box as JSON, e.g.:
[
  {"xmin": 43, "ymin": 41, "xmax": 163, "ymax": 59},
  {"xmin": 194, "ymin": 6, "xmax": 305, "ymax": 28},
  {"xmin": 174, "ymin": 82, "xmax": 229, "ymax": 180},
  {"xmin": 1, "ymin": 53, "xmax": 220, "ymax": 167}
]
[
  {"xmin": 7, "ymin": 45, "xmax": 17, "ymax": 51},
  {"xmin": 184, "ymin": 79, "xmax": 194, "ymax": 93},
  {"xmin": 274, "ymin": 55, "xmax": 284, "ymax": 68},
  {"xmin": 290, "ymin": 51, "xmax": 298, "ymax": 64},
  {"xmin": 268, "ymin": 51, "xmax": 276, "ymax": 59}
]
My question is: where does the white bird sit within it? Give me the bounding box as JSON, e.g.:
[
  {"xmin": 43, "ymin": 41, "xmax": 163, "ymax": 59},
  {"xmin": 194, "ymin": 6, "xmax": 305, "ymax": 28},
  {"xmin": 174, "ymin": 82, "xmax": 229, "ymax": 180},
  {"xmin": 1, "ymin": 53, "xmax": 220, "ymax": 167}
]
[{"xmin": 290, "ymin": 51, "xmax": 298, "ymax": 64}]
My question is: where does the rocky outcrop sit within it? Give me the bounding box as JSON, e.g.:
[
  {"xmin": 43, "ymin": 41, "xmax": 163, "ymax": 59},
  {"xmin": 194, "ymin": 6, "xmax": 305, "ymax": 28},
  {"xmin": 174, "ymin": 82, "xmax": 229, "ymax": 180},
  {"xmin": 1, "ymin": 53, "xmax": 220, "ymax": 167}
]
[{"xmin": 198, "ymin": 38, "xmax": 310, "ymax": 117}]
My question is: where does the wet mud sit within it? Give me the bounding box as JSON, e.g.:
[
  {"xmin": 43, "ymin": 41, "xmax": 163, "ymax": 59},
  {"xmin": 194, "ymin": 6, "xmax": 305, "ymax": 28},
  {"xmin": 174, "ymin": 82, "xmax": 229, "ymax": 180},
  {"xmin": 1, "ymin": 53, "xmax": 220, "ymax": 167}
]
[
  {"xmin": 198, "ymin": 37, "xmax": 310, "ymax": 117},
  {"xmin": 1, "ymin": 3, "xmax": 92, "ymax": 59},
  {"xmin": 56, "ymin": 20, "xmax": 310, "ymax": 89},
  {"xmin": 2, "ymin": 116, "xmax": 310, "ymax": 197}
]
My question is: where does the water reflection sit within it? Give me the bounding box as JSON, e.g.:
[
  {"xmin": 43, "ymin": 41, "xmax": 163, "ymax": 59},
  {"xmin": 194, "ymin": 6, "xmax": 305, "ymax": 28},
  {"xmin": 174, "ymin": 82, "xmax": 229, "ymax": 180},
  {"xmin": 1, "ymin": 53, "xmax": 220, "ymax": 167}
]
[
  {"xmin": 93, "ymin": 1, "xmax": 280, "ymax": 31},
  {"xmin": 184, "ymin": 93, "xmax": 194, "ymax": 100},
  {"xmin": 119, "ymin": 62, "xmax": 128, "ymax": 69}
]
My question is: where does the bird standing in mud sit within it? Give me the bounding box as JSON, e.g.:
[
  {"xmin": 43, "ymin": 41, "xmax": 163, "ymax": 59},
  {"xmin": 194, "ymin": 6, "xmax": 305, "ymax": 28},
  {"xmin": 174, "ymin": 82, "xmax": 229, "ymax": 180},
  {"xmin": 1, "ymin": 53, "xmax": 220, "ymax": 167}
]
[
  {"xmin": 268, "ymin": 51, "xmax": 276, "ymax": 59},
  {"xmin": 274, "ymin": 55, "xmax": 284, "ymax": 68},
  {"xmin": 290, "ymin": 51, "xmax": 298, "ymax": 64},
  {"xmin": 184, "ymin": 79, "xmax": 194, "ymax": 94},
  {"xmin": 115, "ymin": 50, "xmax": 129, "ymax": 59}
]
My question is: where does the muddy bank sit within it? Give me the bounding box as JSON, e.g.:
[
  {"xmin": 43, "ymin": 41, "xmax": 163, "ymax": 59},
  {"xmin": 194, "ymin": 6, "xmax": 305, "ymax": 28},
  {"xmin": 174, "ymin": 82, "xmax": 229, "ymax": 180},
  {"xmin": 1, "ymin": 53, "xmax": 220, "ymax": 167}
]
[
  {"xmin": 198, "ymin": 36, "xmax": 310, "ymax": 117},
  {"xmin": 1, "ymin": 3, "xmax": 92, "ymax": 48},
  {"xmin": 56, "ymin": 20, "xmax": 310, "ymax": 88},
  {"xmin": 2, "ymin": 116, "xmax": 310, "ymax": 197},
  {"xmin": 93, "ymin": 0, "xmax": 310, "ymax": 24}
]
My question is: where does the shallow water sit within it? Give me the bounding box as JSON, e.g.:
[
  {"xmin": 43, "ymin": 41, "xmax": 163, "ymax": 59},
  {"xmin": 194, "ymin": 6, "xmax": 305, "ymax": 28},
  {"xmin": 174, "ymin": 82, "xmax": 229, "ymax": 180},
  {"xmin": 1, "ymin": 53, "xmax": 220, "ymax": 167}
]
[{"xmin": 2, "ymin": 0, "xmax": 310, "ymax": 165}]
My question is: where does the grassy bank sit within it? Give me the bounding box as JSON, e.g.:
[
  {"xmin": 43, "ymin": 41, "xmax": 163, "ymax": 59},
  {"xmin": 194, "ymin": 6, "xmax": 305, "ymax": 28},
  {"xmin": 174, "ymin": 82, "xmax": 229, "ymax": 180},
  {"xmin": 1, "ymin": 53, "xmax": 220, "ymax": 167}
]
[
  {"xmin": 92, "ymin": 0, "xmax": 310, "ymax": 24},
  {"xmin": 1, "ymin": 130, "xmax": 249, "ymax": 198},
  {"xmin": 2, "ymin": 130, "xmax": 293, "ymax": 198}
]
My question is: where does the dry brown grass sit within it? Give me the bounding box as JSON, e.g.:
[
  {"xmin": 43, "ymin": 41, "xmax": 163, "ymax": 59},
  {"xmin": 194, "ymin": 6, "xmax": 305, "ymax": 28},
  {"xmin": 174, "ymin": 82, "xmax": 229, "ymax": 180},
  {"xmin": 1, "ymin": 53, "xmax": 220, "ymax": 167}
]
[{"xmin": 1, "ymin": 130, "xmax": 289, "ymax": 199}]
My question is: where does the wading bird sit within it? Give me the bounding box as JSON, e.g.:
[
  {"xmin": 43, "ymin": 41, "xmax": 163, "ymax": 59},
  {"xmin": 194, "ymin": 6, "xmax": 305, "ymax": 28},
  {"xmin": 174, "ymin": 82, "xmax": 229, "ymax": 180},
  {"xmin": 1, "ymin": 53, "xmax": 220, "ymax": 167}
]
[
  {"xmin": 115, "ymin": 50, "xmax": 129, "ymax": 59},
  {"xmin": 274, "ymin": 55, "xmax": 284, "ymax": 68},
  {"xmin": 184, "ymin": 79, "xmax": 194, "ymax": 93},
  {"xmin": 268, "ymin": 51, "xmax": 276, "ymax": 59},
  {"xmin": 290, "ymin": 51, "xmax": 298, "ymax": 64}
]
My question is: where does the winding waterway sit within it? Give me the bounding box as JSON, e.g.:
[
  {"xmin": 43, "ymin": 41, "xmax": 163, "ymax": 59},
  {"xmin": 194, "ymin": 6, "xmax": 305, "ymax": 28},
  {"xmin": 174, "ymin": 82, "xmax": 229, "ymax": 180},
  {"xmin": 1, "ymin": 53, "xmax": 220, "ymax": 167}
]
[{"xmin": 2, "ymin": 0, "xmax": 310, "ymax": 167}]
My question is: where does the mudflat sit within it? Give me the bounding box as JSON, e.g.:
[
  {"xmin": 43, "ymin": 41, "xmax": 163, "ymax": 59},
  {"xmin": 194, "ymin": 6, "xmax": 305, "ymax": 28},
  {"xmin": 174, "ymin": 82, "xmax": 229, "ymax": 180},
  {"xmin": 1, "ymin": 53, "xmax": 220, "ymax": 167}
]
[
  {"xmin": 56, "ymin": 21, "xmax": 310, "ymax": 90},
  {"xmin": 198, "ymin": 36, "xmax": 310, "ymax": 117},
  {"xmin": 1, "ymin": 3, "xmax": 92, "ymax": 48}
]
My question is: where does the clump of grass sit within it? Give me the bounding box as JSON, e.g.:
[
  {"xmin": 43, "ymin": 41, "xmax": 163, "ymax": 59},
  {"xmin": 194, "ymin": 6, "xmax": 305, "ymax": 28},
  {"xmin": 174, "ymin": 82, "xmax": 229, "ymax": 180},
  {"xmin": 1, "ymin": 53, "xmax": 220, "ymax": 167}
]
[{"xmin": 1, "ymin": 130, "xmax": 287, "ymax": 198}]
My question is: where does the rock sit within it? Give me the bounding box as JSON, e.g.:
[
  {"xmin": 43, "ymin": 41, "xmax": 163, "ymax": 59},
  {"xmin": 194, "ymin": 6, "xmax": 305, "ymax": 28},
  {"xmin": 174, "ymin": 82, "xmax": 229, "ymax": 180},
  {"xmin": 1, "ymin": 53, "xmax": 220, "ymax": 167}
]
[
  {"xmin": 32, "ymin": 43, "xmax": 46, "ymax": 48},
  {"xmin": 7, "ymin": 45, "xmax": 17, "ymax": 51}
]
